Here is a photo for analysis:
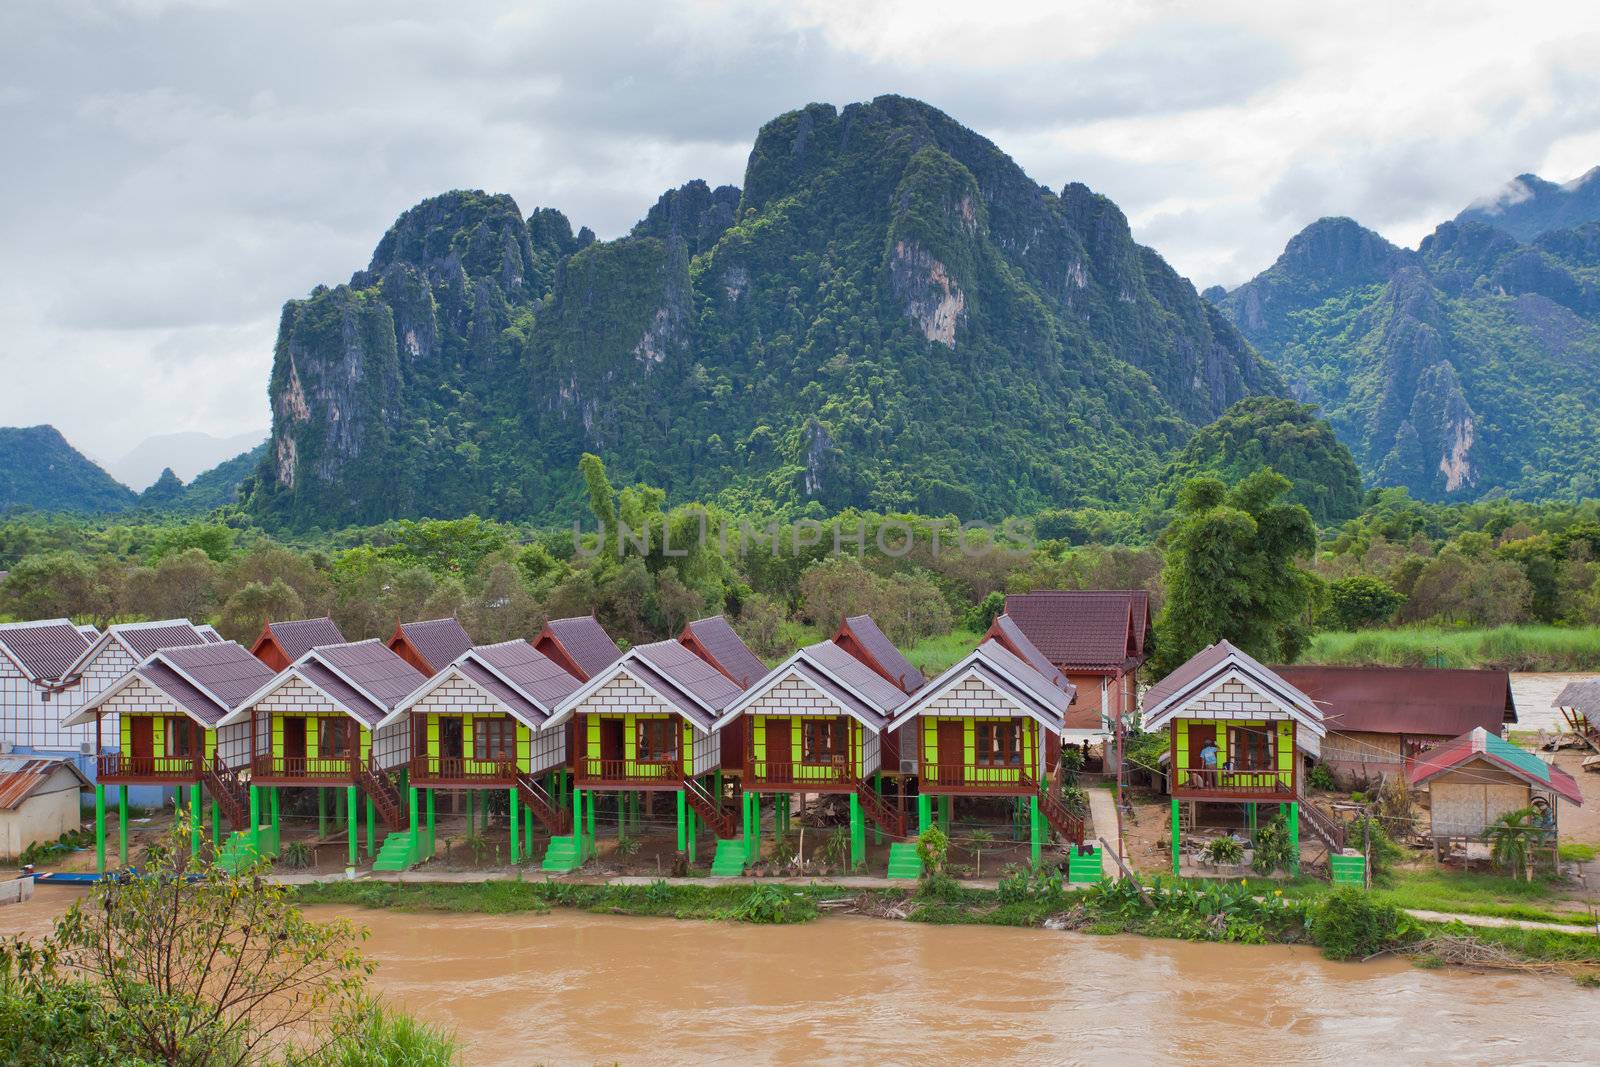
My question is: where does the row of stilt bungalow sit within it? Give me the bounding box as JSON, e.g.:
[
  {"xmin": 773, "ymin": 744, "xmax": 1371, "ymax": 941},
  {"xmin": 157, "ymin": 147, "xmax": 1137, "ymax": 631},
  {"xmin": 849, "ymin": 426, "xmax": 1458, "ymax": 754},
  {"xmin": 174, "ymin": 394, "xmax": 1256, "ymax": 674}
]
[{"xmin": 56, "ymin": 602, "xmax": 1110, "ymax": 876}]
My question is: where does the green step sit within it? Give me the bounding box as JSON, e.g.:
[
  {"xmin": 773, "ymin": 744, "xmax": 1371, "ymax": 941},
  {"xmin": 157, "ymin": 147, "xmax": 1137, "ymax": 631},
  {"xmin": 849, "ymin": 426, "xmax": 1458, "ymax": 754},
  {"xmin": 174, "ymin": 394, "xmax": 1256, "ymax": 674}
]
[
  {"xmin": 215, "ymin": 828, "xmax": 265, "ymax": 874},
  {"xmin": 540, "ymin": 835, "xmax": 583, "ymax": 873},
  {"xmin": 886, "ymin": 841, "xmax": 922, "ymax": 880},
  {"xmin": 1067, "ymin": 845, "xmax": 1104, "ymax": 885},
  {"xmin": 710, "ymin": 838, "xmax": 748, "ymax": 876},
  {"xmin": 371, "ymin": 830, "xmax": 424, "ymax": 872}
]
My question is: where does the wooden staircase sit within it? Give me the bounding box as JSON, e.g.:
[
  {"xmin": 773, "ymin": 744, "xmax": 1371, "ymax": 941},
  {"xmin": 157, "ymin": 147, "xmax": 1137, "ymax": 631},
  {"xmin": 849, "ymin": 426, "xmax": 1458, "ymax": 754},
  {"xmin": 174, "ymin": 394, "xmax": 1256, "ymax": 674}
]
[
  {"xmin": 515, "ymin": 773, "xmax": 573, "ymax": 836},
  {"xmin": 1038, "ymin": 789, "xmax": 1086, "ymax": 845},
  {"xmin": 853, "ymin": 778, "xmax": 907, "ymax": 838},
  {"xmin": 202, "ymin": 757, "xmax": 249, "ymax": 829},
  {"xmin": 1296, "ymin": 792, "xmax": 1347, "ymax": 852},
  {"xmin": 681, "ymin": 775, "xmax": 737, "ymax": 838},
  {"xmin": 358, "ymin": 763, "xmax": 409, "ymax": 831}
]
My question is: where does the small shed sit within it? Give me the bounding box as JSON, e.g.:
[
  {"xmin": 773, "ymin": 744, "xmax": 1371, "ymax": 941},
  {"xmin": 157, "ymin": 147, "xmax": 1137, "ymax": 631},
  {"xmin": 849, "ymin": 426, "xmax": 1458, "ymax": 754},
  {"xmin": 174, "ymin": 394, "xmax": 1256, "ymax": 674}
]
[
  {"xmin": 1409, "ymin": 727, "xmax": 1583, "ymax": 855},
  {"xmin": 0, "ymin": 756, "xmax": 89, "ymax": 860}
]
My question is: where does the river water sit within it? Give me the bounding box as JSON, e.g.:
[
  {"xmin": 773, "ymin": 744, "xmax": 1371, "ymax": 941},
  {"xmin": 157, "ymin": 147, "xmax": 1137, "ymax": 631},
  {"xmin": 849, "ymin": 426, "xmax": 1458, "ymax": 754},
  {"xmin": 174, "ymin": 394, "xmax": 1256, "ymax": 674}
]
[{"xmin": 6, "ymin": 883, "xmax": 1595, "ymax": 1065}]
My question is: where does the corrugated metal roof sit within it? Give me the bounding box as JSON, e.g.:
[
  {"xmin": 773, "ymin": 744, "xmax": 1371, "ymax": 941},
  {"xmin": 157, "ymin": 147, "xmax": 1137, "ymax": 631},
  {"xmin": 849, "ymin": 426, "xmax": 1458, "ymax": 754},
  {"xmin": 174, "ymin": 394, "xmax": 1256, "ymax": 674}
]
[
  {"xmin": 315, "ymin": 640, "xmax": 429, "ymax": 713},
  {"xmin": 140, "ymin": 661, "xmax": 228, "ymax": 725},
  {"xmin": 890, "ymin": 638, "xmax": 1069, "ymax": 732},
  {"xmin": 1002, "ymin": 591, "xmax": 1150, "ymax": 671},
  {"xmin": 0, "ymin": 756, "xmax": 88, "ymax": 810},
  {"xmin": 299, "ymin": 661, "xmax": 385, "ymax": 726},
  {"xmin": 541, "ymin": 616, "xmax": 623, "ymax": 679},
  {"xmin": 263, "ymin": 617, "xmax": 347, "ymax": 662},
  {"xmin": 1554, "ymin": 679, "xmax": 1600, "ymax": 713},
  {"xmin": 986, "ymin": 614, "xmax": 1076, "ymax": 699},
  {"xmin": 1274, "ymin": 664, "xmax": 1516, "ymax": 736},
  {"xmin": 836, "ymin": 614, "xmax": 924, "ymax": 693},
  {"xmin": 683, "ymin": 616, "xmax": 768, "ymax": 687},
  {"xmin": 634, "ymin": 639, "xmax": 745, "ymax": 711},
  {"xmin": 119, "ymin": 621, "xmax": 212, "ymax": 660},
  {"xmin": 1409, "ymin": 727, "xmax": 1584, "ymax": 805},
  {"xmin": 163, "ymin": 642, "xmax": 278, "ymax": 712},
  {"xmin": 804, "ymin": 640, "xmax": 908, "ymax": 714},
  {"xmin": 473, "ymin": 640, "xmax": 582, "ymax": 711},
  {"xmin": 392, "ymin": 618, "xmax": 474, "ymax": 673},
  {"xmin": 0, "ymin": 619, "xmax": 92, "ymax": 681}
]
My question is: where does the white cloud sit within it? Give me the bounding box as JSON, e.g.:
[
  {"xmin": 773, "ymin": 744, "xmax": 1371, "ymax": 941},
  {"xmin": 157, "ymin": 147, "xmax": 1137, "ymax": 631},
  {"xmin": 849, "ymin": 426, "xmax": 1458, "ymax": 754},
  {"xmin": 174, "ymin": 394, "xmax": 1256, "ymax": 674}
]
[{"xmin": 1, "ymin": 0, "xmax": 1599, "ymax": 456}]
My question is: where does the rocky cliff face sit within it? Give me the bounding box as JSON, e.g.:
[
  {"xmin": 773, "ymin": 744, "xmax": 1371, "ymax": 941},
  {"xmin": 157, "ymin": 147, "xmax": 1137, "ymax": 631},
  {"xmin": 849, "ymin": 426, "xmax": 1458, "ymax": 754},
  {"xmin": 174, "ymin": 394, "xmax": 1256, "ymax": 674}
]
[
  {"xmin": 251, "ymin": 96, "xmax": 1281, "ymax": 527},
  {"xmin": 1215, "ymin": 205, "xmax": 1600, "ymax": 501}
]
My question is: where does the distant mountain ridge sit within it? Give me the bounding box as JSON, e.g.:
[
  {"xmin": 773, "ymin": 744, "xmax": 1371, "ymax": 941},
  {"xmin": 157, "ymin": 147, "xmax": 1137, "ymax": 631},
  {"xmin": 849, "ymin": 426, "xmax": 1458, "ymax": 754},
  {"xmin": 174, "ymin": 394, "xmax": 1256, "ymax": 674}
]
[
  {"xmin": 0, "ymin": 425, "xmax": 137, "ymax": 514},
  {"xmin": 248, "ymin": 95, "xmax": 1280, "ymax": 528},
  {"xmin": 108, "ymin": 429, "xmax": 268, "ymax": 490},
  {"xmin": 1214, "ymin": 169, "xmax": 1600, "ymax": 501}
]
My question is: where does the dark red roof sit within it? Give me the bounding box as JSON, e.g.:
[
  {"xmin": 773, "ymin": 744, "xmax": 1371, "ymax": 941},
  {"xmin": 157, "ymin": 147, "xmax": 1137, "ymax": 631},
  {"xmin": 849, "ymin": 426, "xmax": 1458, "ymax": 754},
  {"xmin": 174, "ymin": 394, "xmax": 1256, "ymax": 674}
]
[
  {"xmin": 1274, "ymin": 665, "xmax": 1516, "ymax": 736},
  {"xmin": 470, "ymin": 640, "xmax": 583, "ymax": 712},
  {"xmin": 682, "ymin": 616, "xmax": 768, "ymax": 688},
  {"xmin": 163, "ymin": 642, "xmax": 278, "ymax": 713},
  {"xmin": 539, "ymin": 616, "xmax": 623, "ymax": 680},
  {"xmin": 985, "ymin": 614, "xmax": 1075, "ymax": 696},
  {"xmin": 391, "ymin": 618, "xmax": 473, "ymax": 673},
  {"xmin": 317, "ymin": 640, "xmax": 430, "ymax": 712},
  {"xmin": 259, "ymin": 617, "xmax": 347, "ymax": 662},
  {"xmin": 835, "ymin": 614, "xmax": 924, "ymax": 693},
  {"xmin": 0, "ymin": 619, "xmax": 92, "ymax": 681},
  {"xmin": 1002, "ymin": 590, "xmax": 1151, "ymax": 672},
  {"xmin": 118, "ymin": 621, "xmax": 213, "ymax": 660}
]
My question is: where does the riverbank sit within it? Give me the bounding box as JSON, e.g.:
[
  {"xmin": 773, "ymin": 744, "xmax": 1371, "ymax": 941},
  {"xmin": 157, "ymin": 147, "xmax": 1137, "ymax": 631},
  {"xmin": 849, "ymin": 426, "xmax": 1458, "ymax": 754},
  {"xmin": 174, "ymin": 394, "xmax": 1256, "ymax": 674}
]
[
  {"xmin": 1299, "ymin": 625, "xmax": 1600, "ymax": 671},
  {"xmin": 291, "ymin": 873, "xmax": 1600, "ymax": 984}
]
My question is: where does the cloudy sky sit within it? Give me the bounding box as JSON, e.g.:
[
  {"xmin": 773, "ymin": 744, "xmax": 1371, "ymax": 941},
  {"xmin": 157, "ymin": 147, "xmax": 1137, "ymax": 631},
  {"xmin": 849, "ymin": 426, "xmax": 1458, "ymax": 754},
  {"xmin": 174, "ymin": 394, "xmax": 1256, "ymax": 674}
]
[{"xmin": 4, "ymin": 0, "xmax": 1599, "ymax": 466}]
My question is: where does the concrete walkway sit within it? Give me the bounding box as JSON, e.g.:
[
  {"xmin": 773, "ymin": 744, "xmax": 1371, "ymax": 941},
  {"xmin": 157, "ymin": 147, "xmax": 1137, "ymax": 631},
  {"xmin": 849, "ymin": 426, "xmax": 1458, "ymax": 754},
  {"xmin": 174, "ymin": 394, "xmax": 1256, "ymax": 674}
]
[{"xmin": 1085, "ymin": 786, "xmax": 1123, "ymax": 879}]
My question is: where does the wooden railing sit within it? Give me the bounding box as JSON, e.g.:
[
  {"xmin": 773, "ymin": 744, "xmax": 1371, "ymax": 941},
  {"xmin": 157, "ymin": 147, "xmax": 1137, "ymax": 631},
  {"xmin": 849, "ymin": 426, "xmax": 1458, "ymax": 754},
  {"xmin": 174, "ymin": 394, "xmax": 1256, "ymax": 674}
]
[
  {"xmin": 409, "ymin": 755, "xmax": 519, "ymax": 784},
  {"xmin": 919, "ymin": 763, "xmax": 1038, "ymax": 793},
  {"xmin": 1174, "ymin": 767, "xmax": 1293, "ymax": 797},
  {"xmin": 575, "ymin": 757, "xmax": 683, "ymax": 786},
  {"xmin": 250, "ymin": 755, "xmax": 358, "ymax": 780},
  {"xmin": 745, "ymin": 760, "xmax": 854, "ymax": 787},
  {"xmin": 97, "ymin": 754, "xmax": 202, "ymax": 781}
]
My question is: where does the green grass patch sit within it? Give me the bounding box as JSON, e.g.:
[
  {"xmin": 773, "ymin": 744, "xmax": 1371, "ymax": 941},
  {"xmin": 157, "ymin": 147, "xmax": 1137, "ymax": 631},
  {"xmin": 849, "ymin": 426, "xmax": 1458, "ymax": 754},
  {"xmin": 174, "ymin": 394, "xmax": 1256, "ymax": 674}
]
[
  {"xmin": 904, "ymin": 629, "xmax": 982, "ymax": 675},
  {"xmin": 1300, "ymin": 625, "xmax": 1600, "ymax": 671},
  {"xmin": 1559, "ymin": 843, "xmax": 1598, "ymax": 863}
]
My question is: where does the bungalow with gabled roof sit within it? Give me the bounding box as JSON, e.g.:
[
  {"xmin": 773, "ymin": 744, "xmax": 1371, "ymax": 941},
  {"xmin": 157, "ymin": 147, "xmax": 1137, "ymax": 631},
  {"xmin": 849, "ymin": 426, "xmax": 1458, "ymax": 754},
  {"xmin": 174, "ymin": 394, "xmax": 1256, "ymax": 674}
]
[
  {"xmin": 544, "ymin": 634, "xmax": 749, "ymax": 871},
  {"xmin": 62, "ymin": 641, "xmax": 272, "ymax": 871},
  {"xmin": 223, "ymin": 640, "xmax": 422, "ymax": 869},
  {"xmin": 1143, "ymin": 641, "xmax": 1326, "ymax": 876},
  {"xmin": 713, "ymin": 630, "xmax": 909, "ymax": 874},
  {"xmin": 0, "ymin": 619, "xmax": 94, "ymax": 759},
  {"xmin": 885, "ymin": 636, "xmax": 1083, "ymax": 875},
  {"xmin": 250, "ymin": 617, "xmax": 347, "ymax": 672},
  {"xmin": 379, "ymin": 640, "xmax": 582, "ymax": 872},
  {"xmin": 388, "ymin": 617, "xmax": 474, "ymax": 675},
  {"xmin": 1001, "ymin": 590, "xmax": 1151, "ymax": 736}
]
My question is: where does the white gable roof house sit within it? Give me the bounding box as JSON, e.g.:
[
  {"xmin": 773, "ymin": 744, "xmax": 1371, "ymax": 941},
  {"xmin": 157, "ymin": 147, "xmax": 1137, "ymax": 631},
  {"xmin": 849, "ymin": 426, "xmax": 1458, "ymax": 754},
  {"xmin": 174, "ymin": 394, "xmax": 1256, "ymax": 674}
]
[{"xmin": 0, "ymin": 619, "xmax": 96, "ymax": 757}]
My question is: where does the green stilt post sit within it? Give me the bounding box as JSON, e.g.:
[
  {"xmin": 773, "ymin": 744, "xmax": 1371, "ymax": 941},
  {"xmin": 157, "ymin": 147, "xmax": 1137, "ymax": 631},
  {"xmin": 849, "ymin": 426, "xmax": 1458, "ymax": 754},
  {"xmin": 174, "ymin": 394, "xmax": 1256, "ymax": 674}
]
[
  {"xmin": 687, "ymin": 808, "xmax": 697, "ymax": 865},
  {"xmin": 1288, "ymin": 802, "xmax": 1301, "ymax": 875},
  {"xmin": 249, "ymin": 785, "xmax": 260, "ymax": 857},
  {"xmin": 468, "ymin": 790, "xmax": 475, "ymax": 835},
  {"xmin": 1171, "ymin": 797, "xmax": 1181, "ymax": 877},
  {"xmin": 270, "ymin": 787, "xmax": 280, "ymax": 837},
  {"xmin": 211, "ymin": 797, "xmax": 220, "ymax": 849},
  {"xmin": 365, "ymin": 794, "xmax": 375, "ymax": 858},
  {"xmin": 1029, "ymin": 795, "xmax": 1042, "ymax": 868},
  {"xmin": 524, "ymin": 801, "xmax": 533, "ymax": 853},
  {"xmin": 318, "ymin": 788, "xmax": 327, "ymax": 837},
  {"xmin": 346, "ymin": 786, "xmax": 358, "ymax": 867},
  {"xmin": 939, "ymin": 795, "xmax": 951, "ymax": 833},
  {"xmin": 572, "ymin": 787, "xmax": 583, "ymax": 859},
  {"xmin": 849, "ymin": 793, "xmax": 864, "ymax": 869},
  {"xmin": 426, "ymin": 788, "xmax": 436, "ymax": 855},
  {"xmin": 189, "ymin": 782, "xmax": 202, "ymax": 858},
  {"xmin": 676, "ymin": 791, "xmax": 687, "ymax": 851},
  {"xmin": 118, "ymin": 786, "xmax": 128, "ymax": 869},
  {"xmin": 872, "ymin": 776, "xmax": 883, "ymax": 844},
  {"xmin": 917, "ymin": 793, "xmax": 932, "ymax": 833},
  {"xmin": 408, "ymin": 787, "xmax": 420, "ymax": 859},
  {"xmin": 585, "ymin": 789, "xmax": 595, "ymax": 846},
  {"xmin": 509, "ymin": 787, "xmax": 520, "ymax": 864},
  {"xmin": 94, "ymin": 784, "xmax": 106, "ymax": 872}
]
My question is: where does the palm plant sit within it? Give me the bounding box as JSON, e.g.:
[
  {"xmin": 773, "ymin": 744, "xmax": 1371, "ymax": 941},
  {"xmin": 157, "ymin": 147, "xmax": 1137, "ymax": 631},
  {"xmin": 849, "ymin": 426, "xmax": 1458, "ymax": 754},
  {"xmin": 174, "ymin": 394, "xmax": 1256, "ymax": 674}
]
[{"xmin": 1488, "ymin": 807, "xmax": 1540, "ymax": 880}]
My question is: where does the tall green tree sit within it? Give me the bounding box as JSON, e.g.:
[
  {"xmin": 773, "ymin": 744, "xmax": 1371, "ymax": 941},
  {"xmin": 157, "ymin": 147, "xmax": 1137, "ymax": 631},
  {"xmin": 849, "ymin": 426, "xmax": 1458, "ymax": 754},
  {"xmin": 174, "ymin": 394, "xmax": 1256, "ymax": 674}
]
[{"xmin": 1152, "ymin": 469, "xmax": 1319, "ymax": 674}]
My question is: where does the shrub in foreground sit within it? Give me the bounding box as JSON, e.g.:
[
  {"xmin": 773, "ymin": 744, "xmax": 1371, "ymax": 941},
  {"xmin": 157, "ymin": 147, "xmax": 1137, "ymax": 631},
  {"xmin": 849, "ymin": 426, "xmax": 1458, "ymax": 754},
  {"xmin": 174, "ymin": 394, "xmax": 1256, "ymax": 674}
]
[{"xmin": 1310, "ymin": 887, "xmax": 1419, "ymax": 961}]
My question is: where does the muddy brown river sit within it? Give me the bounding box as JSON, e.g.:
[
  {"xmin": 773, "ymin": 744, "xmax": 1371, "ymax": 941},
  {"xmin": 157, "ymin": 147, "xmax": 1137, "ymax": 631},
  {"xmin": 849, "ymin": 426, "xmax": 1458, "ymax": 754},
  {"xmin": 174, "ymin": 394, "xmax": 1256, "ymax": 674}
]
[{"xmin": 4, "ymin": 888, "xmax": 1594, "ymax": 1065}]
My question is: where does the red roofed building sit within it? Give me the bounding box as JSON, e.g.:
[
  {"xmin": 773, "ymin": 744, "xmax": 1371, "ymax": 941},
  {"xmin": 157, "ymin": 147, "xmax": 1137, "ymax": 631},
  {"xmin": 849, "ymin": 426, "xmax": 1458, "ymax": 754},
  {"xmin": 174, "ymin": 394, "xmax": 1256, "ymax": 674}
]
[
  {"xmin": 534, "ymin": 616, "xmax": 623, "ymax": 682},
  {"xmin": 388, "ymin": 618, "xmax": 474, "ymax": 676},
  {"xmin": 999, "ymin": 590, "xmax": 1152, "ymax": 736},
  {"xmin": 250, "ymin": 617, "xmax": 348, "ymax": 671}
]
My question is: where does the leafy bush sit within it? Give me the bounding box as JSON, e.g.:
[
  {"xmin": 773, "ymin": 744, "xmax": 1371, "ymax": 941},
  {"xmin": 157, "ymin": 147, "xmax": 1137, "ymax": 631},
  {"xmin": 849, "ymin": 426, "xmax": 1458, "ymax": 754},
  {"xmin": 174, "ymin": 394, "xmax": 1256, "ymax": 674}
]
[
  {"xmin": 1323, "ymin": 575, "xmax": 1405, "ymax": 630},
  {"xmin": 1346, "ymin": 816, "xmax": 1404, "ymax": 878},
  {"xmin": 1307, "ymin": 764, "xmax": 1337, "ymax": 792},
  {"xmin": 915, "ymin": 825, "xmax": 948, "ymax": 878},
  {"xmin": 996, "ymin": 865, "xmax": 1067, "ymax": 906},
  {"xmin": 316, "ymin": 998, "xmax": 460, "ymax": 1066},
  {"xmin": 1309, "ymin": 887, "xmax": 1418, "ymax": 960},
  {"xmin": 279, "ymin": 840, "xmax": 314, "ymax": 869},
  {"xmin": 1204, "ymin": 836, "xmax": 1244, "ymax": 866},
  {"xmin": 731, "ymin": 885, "xmax": 818, "ymax": 924},
  {"xmin": 17, "ymin": 828, "xmax": 92, "ymax": 867},
  {"xmin": 1251, "ymin": 814, "xmax": 1295, "ymax": 874}
]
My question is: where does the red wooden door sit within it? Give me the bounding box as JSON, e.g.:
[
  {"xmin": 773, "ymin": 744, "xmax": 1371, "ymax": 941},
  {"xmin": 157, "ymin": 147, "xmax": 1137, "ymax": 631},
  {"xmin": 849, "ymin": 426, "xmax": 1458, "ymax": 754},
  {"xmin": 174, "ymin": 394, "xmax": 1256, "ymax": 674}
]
[
  {"xmin": 768, "ymin": 718, "xmax": 793, "ymax": 777},
  {"xmin": 937, "ymin": 720, "xmax": 964, "ymax": 774},
  {"xmin": 1187, "ymin": 724, "xmax": 1217, "ymax": 769},
  {"xmin": 129, "ymin": 716, "xmax": 153, "ymax": 759},
  {"xmin": 283, "ymin": 717, "xmax": 307, "ymax": 760},
  {"xmin": 600, "ymin": 719, "xmax": 625, "ymax": 762}
]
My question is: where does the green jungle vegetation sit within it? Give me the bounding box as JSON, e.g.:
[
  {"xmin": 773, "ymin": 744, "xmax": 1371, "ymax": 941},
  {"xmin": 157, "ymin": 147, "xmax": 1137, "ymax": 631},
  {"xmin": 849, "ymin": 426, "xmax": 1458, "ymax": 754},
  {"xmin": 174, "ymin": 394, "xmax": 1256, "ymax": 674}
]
[{"xmin": 6, "ymin": 449, "xmax": 1600, "ymax": 673}]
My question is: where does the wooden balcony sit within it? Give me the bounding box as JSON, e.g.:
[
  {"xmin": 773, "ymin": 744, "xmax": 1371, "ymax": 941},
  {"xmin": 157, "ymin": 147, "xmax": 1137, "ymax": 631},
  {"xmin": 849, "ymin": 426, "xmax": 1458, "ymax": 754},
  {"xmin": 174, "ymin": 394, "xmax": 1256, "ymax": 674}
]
[
  {"xmin": 574, "ymin": 757, "xmax": 685, "ymax": 790},
  {"xmin": 97, "ymin": 753, "xmax": 203, "ymax": 784},
  {"xmin": 250, "ymin": 755, "xmax": 359, "ymax": 784},
  {"xmin": 1172, "ymin": 767, "xmax": 1294, "ymax": 801},
  {"xmin": 919, "ymin": 762, "xmax": 1039, "ymax": 796},
  {"xmin": 409, "ymin": 755, "xmax": 518, "ymax": 787},
  {"xmin": 743, "ymin": 759, "xmax": 855, "ymax": 793}
]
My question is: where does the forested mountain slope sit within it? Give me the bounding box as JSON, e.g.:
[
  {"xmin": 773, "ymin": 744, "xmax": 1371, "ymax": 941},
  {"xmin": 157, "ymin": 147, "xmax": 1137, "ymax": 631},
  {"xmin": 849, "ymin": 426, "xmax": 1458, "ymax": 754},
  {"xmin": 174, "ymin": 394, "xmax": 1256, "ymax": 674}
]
[{"xmin": 0, "ymin": 425, "xmax": 136, "ymax": 514}]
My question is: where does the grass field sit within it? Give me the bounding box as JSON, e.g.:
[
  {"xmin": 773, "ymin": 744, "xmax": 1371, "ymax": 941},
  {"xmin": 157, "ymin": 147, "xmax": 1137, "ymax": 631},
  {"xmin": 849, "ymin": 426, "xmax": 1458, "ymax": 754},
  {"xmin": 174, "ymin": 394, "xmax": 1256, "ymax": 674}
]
[
  {"xmin": 904, "ymin": 629, "xmax": 982, "ymax": 675},
  {"xmin": 1299, "ymin": 626, "xmax": 1600, "ymax": 671}
]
